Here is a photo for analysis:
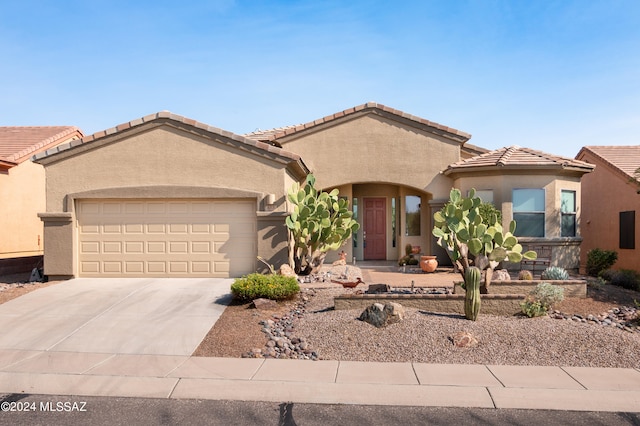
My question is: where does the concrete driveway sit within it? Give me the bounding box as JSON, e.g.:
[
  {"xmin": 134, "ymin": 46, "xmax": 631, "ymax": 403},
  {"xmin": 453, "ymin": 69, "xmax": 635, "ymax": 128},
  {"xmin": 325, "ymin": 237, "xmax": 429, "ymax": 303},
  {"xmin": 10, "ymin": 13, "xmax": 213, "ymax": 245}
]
[{"xmin": 0, "ymin": 278, "xmax": 232, "ymax": 356}]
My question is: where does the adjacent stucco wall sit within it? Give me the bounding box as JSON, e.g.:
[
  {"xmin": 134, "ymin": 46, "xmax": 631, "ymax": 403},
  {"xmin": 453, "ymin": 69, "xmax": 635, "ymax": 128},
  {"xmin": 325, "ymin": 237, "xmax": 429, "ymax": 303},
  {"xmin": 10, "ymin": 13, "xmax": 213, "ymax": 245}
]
[
  {"xmin": 0, "ymin": 160, "xmax": 45, "ymax": 258},
  {"xmin": 578, "ymin": 152, "xmax": 640, "ymax": 272},
  {"xmin": 40, "ymin": 124, "xmax": 298, "ymax": 277}
]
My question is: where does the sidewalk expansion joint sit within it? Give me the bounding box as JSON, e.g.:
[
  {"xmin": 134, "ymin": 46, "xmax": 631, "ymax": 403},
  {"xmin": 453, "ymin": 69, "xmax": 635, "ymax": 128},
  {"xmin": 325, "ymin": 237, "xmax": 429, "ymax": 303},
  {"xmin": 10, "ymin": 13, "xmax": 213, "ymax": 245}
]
[{"xmin": 559, "ymin": 366, "xmax": 588, "ymax": 390}]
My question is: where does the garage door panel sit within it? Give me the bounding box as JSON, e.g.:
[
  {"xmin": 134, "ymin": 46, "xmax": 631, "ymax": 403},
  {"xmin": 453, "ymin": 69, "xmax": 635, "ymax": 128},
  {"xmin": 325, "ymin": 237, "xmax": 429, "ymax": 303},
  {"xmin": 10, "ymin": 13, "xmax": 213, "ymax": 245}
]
[{"xmin": 77, "ymin": 199, "xmax": 256, "ymax": 277}]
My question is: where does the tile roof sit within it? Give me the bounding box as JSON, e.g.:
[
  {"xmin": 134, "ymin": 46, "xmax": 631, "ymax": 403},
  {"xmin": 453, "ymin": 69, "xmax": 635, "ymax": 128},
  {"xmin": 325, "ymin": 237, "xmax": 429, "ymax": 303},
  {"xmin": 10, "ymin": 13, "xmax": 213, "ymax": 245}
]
[
  {"xmin": 0, "ymin": 126, "xmax": 83, "ymax": 164},
  {"xmin": 576, "ymin": 145, "xmax": 640, "ymax": 181},
  {"xmin": 243, "ymin": 102, "xmax": 472, "ymax": 143},
  {"xmin": 444, "ymin": 145, "xmax": 595, "ymax": 175},
  {"xmin": 32, "ymin": 112, "xmax": 309, "ymax": 175}
]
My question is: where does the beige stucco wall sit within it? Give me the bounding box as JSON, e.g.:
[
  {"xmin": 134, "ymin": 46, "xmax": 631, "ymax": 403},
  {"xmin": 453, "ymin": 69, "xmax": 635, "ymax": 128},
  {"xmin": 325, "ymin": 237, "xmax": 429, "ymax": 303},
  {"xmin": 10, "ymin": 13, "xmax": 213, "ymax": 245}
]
[
  {"xmin": 0, "ymin": 160, "xmax": 45, "ymax": 258},
  {"xmin": 39, "ymin": 124, "xmax": 299, "ymax": 277},
  {"xmin": 279, "ymin": 114, "xmax": 460, "ymax": 262},
  {"xmin": 44, "ymin": 126, "xmax": 291, "ymax": 213},
  {"xmin": 451, "ymin": 171, "xmax": 585, "ymax": 271},
  {"xmin": 578, "ymin": 152, "xmax": 640, "ymax": 272},
  {"xmin": 279, "ymin": 114, "xmax": 460, "ymax": 196}
]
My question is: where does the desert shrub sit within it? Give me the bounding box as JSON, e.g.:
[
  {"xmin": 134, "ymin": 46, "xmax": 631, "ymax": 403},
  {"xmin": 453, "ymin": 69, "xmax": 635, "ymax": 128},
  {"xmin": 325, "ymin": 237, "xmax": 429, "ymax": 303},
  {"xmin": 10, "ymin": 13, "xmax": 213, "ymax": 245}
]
[
  {"xmin": 230, "ymin": 273, "xmax": 300, "ymax": 301},
  {"xmin": 602, "ymin": 269, "xmax": 640, "ymax": 291},
  {"xmin": 478, "ymin": 201, "xmax": 502, "ymax": 225},
  {"xmin": 518, "ymin": 270, "xmax": 533, "ymax": 280},
  {"xmin": 541, "ymin": 266, "xmax": 570, "ymax": 280},
  {"xmin": 586, "ymin": 248, "xmax": 618, "ymax": 277},
  {"xmin": 520, "ymin": 282, "xmax": 565, "ymax": 317}
]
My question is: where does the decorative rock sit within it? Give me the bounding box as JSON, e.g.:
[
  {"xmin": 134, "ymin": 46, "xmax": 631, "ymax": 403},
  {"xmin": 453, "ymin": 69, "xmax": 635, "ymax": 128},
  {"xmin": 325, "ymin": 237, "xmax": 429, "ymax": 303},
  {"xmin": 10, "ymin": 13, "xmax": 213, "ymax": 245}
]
[
  {"xmin": 452, "ymin": 331, "xmax": 479, "ymax": 348},
  {"xmin": 492, "ymin": 269, "xmax": 511, "ymax": 281},
  {"xmin": 358, "ymin": 302, "xmax": 405, "ymax": 328},
  {"xmin": 279, "ymin": 264, "xmax": 297, "ymax": 278},
  {"xmin": 367, "ymin": 284, "xmax": 391, "ymax": 294},
  {"xmin": 252, "ymin": 298, "xmax": 279, "ymax": 310}
]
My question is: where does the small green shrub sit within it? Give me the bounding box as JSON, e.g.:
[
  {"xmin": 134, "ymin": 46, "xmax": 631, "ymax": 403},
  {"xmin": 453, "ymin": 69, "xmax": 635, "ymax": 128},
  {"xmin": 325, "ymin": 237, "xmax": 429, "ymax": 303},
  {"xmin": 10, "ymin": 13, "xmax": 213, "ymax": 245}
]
[
  {"xmin": 521, "ymin": 300, "xmax": 546, "ymax": 318},
  {"xmin": 520, "ymin": 282, "xmax": 565, "ymax": 317},
  {"xmin": 602, "ymin": 269, "xmax": 640, "ymax": 291},
  {"xmin": 518, "ymin": 270, "xmax": 533, "ymax": 280},
  {"xmin": 230, "ymin": 273, "xmax": 300, "ymax": 301},
  {"xmin": 541, "ymin": 266, "xmax": 570, "ymax": 280},
  {"xmin": 586, "ymin": 248, "xmax": 618, "ymax": 277}
]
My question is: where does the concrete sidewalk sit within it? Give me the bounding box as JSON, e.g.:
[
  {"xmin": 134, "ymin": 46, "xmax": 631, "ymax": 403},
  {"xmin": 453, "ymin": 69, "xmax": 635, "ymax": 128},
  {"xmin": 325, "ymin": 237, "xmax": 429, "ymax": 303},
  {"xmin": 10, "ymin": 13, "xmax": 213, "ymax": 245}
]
[{"xmin": 0, "ymin": 351, "xmax": 639, "ymax": 412}]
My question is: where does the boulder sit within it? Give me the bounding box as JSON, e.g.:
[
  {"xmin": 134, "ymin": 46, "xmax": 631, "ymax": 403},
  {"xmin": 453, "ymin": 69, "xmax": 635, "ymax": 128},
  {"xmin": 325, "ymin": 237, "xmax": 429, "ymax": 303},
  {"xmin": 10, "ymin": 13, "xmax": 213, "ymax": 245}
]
[
  {"xmin": 359, "ymin": 302, "xmax": 405, "ymax": 328},
  {"xmin": 366, "ymin": 284, "xmax": 391, "ymax": 294},
  {"xmin": 492, "ymin": 269, "xmax": 511, "ymax": 281},
  {"xmin": 252, "ymin": 298, "xmax": 279, "ymax": 310},
  {"xmin": 279, "ymin": 264, "xmax": 297, "ymax": 278},
  {"xmin": 452, "ymin": 331, "xmax": 479, "ymax": 348}
]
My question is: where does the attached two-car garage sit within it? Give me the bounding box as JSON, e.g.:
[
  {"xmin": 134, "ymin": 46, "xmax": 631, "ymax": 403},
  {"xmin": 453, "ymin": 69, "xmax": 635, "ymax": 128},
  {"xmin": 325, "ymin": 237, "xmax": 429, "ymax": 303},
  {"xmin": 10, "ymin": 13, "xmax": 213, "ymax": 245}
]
[
  {"xmin": 35, "ymin": 112, "xmax": 309, "ymax": 280},
  {"xmin": 76, "ymin": 199, "xmax": 257, "ymax": 278}
]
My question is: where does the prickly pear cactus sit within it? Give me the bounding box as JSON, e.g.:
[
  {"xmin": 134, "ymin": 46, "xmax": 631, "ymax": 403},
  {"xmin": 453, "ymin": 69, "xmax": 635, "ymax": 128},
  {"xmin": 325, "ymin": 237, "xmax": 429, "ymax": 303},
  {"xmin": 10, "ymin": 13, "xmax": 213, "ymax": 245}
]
[
  {"xmin": 464, "ymin": 266, "xmax": 482, "ymax": 321},
  {"xmin": 285, "ymin": 174, "xmax": 360, "ymax": 275},
  {"xmin": 433, "ymin": 188, "xmax": 538, "ymax": 294}
]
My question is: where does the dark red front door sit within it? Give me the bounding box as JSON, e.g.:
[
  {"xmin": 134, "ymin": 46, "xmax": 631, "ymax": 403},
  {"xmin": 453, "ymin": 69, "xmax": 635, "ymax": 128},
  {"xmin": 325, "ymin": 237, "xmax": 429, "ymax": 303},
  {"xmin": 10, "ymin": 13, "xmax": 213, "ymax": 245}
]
[{"xmin": 364, "ymin": 198, "xmax": 386, "ymax": 260}]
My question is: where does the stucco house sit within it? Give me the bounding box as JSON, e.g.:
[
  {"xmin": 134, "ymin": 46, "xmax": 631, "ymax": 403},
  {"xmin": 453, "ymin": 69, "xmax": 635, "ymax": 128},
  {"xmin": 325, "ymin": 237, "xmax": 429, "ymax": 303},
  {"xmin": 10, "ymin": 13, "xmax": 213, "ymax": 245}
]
[
  {"xmin": 576, "ymin": 146, "xmax": 640, "ymax": 272},
  {"xmin": 33, "ymin": 103, "xmax": 594, "ymax": 279},
  {"xmin": 0, "ymin": 126, "xmax": 83, "ymax": 274}
]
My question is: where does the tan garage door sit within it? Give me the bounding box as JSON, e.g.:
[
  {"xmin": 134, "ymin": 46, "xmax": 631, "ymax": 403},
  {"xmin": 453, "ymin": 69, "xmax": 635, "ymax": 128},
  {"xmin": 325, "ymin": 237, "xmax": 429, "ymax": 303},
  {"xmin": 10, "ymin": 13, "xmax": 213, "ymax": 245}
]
[{"xmin": 77, "ymin": 199, "xmax": 256, "ymax": 277}]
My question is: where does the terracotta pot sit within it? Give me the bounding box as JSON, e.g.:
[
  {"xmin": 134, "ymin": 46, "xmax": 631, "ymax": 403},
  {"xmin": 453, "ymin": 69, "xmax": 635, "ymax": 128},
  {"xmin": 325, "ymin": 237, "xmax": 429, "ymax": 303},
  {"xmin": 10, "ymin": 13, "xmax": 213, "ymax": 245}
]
[{"xmin": 420, "ymin": 255, "xmax": 438, "ymax": 273}]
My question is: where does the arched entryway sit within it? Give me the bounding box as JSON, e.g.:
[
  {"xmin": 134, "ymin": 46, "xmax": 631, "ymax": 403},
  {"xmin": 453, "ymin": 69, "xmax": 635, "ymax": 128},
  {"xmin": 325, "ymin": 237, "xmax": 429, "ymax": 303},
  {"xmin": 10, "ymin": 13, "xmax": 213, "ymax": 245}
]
[{"xmin": 324, "ymin": 182, "xmax": 434, "ymax": 263}]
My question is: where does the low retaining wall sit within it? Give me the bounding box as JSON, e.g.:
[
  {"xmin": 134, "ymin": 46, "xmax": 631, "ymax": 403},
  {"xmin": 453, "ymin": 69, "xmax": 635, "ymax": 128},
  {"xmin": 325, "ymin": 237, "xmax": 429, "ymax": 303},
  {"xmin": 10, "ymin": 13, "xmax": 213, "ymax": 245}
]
[
  {"xmin": 453, "ymin": 280, "xmax": 587, "ymax": 298},
  {"xmin": 334, "ymin": 293, "xmax": 525, "ymax": 316}
]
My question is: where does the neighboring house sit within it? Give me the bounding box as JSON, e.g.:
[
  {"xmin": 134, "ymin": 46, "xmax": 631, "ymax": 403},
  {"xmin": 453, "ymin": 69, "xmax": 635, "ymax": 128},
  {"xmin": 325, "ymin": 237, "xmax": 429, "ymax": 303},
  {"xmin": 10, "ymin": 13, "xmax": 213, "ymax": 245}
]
[
  {"xmin": 576, "ymin": 146, "xmax": 640, "ymax": 272},
  {"xmin": 0, "ymin": 126, "xmax": 83, "ymax": 274},
  {"xmin": 444, "ymin": 146, "xmax": 594, "ymax": 272},
  {"xmin": 33, "ymin": 103, "xmax": 594, "ymax": 279}
]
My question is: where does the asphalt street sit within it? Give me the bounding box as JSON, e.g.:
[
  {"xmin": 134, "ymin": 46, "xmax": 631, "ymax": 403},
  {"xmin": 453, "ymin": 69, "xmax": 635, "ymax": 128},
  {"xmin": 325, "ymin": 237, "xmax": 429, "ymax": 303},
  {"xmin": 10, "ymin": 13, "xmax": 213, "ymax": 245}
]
[{"xmin": 1, "ymin": 394, "xmax": 639, "ymax": 426}]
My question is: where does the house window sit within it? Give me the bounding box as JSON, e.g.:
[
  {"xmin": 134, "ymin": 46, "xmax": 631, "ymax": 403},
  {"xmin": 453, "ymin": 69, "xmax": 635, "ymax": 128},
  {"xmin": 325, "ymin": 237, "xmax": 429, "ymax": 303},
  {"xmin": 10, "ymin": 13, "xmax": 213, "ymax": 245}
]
[
  {"xmin": 561, "ymin": 190, "xmax": 576, "ymax": 237},
  {"xmin": 405, "ymin": 195, "xmax": 421, "ymax": 236},
  {"xmin": 513, "ymin": 189, "xmax": 545, "ymax": 237},
  {"xmin": 352, "ymin": 198, "xmax": 358, "ymax": 248},
  {"xmin": 620, "ymin": 211, "xmax": 635, "ymax": 249},
  {"xmin": 474, "ymin": 190, "xmax": 494, "ymax": 204}
]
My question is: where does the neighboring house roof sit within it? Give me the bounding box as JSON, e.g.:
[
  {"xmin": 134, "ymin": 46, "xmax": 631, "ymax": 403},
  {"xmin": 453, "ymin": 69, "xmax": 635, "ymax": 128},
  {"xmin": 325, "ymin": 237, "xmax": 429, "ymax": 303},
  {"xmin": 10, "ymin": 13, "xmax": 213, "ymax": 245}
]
[
  {"xmin": 32, "ymin": 111, "xmax": 310, "ymax": 177},
  {"xmin": 576, "ymin": 145, "xmax": 640, "ymax": 183},
  {"xmin": 244, "ymin": 102, "xmax": 473, "ymax": 145},
  {"xmin": 0, "ymin": 126, "xmax": 83, "ymax": 165},
  {"xmin": 444, "ymin": 145, "xmax": 595, "ymax": 176}
]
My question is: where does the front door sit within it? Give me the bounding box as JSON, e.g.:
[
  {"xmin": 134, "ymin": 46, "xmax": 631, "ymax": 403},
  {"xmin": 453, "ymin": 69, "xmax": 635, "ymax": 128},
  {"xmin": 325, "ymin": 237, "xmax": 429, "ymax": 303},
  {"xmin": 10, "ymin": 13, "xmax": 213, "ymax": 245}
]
[{"xmin": 363, "ymin": 198, "xmax": 386, "ymax": 260}]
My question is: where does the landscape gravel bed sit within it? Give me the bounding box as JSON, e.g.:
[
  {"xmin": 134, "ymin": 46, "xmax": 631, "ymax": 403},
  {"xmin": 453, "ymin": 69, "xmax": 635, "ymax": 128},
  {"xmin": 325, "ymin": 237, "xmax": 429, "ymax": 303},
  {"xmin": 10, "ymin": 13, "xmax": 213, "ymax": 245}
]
[{"xmin": 290, "ymin": 288, "xmax": 640, "ymax": 368}]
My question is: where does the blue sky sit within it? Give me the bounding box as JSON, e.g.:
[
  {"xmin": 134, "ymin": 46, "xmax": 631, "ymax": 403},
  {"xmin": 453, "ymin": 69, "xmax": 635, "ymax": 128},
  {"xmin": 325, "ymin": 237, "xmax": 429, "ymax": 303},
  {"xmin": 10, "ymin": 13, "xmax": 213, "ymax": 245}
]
[{"xmin": 1, "ymin": 0, "xmax": 639, "ymax": 158}]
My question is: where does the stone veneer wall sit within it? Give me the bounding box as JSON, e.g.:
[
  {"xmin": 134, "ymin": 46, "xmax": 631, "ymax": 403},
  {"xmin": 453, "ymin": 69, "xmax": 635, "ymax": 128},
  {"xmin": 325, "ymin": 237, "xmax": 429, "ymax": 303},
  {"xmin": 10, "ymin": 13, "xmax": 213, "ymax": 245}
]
[
  {"xmin": 453, "ymin": 280, "xmax": 587, "ymax": 298},
  {"xmin": 334, "ymin": 293, "xmax": 524, "ymax": 315}
]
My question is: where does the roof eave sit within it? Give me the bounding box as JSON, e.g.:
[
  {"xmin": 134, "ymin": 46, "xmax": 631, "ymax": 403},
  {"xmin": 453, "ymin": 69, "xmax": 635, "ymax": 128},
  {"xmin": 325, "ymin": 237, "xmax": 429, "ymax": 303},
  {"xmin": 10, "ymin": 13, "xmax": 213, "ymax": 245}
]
[
  {"xmin": 444, "ymin": 163, "xmax": 594, "ymax": 177},
  {"xmin": 269, "ymin": 102, "xmax": 472, "ymax": 145},
  {"xmin": 33, "ymin": 113, "xmax": 304, "ymax": 169}
]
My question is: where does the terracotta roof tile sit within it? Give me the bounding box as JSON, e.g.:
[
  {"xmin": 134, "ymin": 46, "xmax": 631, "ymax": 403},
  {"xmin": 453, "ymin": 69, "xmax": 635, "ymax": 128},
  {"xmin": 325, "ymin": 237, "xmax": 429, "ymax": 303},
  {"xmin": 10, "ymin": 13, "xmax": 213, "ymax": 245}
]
[
  {"xmin": 242, "ymin": 102, "xmax": 472, "ymax": 143},
  {"xmin": 32, "ymin": 112, "xmax": 309, "ymax": 174},
  {"xmin": 577, "ymin": 145, "xmax": 640, "ymax": 180},
  {"xmin": 445, "ymin": 145, "xmax": 594, "ymax": 175},
  {"xmin": 0, "ymin": 126, "xmax": 83, "ymax": 164}
]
